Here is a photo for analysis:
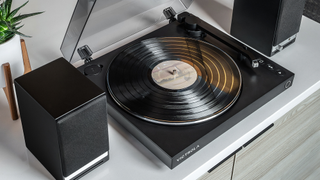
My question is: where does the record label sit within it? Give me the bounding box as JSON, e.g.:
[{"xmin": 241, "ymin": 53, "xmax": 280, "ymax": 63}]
[{"xmin": 151, "ymin": 60, "xmax": 197, "ymax": 90}]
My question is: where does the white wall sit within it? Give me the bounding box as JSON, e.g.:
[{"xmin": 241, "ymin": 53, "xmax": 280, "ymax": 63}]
[
  {"xmin": 11, "ymin": 0, "xmax": 236, "ymax": 69},
  {"xmin": 11, "ymin": 0, "xmax": 78, "ymax": 69}
]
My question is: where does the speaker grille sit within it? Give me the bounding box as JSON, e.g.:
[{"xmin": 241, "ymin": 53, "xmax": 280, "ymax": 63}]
[
  {"xmin": 304, "ymin": 0, "xmax": 320, "ymax": 23},
  {"xmin": 274, "ymin": 0, "xmax": 306, "ymax": 45},
  {"xmin": 57, "ymin": 95, "xmax": 108, "ymax": 177}
]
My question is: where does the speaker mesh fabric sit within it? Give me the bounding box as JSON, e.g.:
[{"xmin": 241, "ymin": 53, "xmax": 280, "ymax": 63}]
[
  {"xmin": 303, "ymin": 0, "xmax": 320, "ymax": 23},
  {"xmin": 274, "ymin": 0, "xmax": 306, "ymax": 45},
  {"xmin": 57, "ymin": 95, "xmax": 108, "ymax": 177}
]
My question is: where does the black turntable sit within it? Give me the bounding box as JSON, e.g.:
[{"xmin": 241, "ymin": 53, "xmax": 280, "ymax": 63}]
[{"xmin": 61, "ymin": 2, "xmax": 294, "ymax": 169}]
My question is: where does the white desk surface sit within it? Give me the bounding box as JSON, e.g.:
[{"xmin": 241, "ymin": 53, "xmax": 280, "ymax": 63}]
[{"xmin": 1, "ymin": 0, "xmax": 320, "ymax": 179}]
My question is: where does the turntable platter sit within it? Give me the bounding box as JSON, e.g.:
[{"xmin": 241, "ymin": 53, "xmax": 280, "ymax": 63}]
[{"xmin": 106, "ymin": 37, "xmax": 242, "ymax": 125}]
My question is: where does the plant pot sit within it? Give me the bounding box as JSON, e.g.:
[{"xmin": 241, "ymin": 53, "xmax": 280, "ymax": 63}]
[{"xmin": 0, "ymin": 35, "xmax": 24, "ymax": 88}]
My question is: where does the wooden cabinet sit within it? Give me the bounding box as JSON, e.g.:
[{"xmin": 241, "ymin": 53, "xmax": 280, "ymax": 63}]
[
  {"xmin": 198, "ymin": 155, "xmax": 235, "ymax": 180},
  {"xmin": 199, "ymin": 88, "xmax": 320, "ymax": 180}
]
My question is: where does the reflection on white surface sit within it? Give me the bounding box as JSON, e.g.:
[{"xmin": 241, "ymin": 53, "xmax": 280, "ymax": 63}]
[
  {"xmin": 0, "ymin": 96, "xmax": 29, "ymax": 176},
  {"xmin": 65, "ymin": 152, "xmax": 109, "ymax": 180},
  {"xmin": 0, "ymin": 91, "xmax": 53, "ymax": 179}
]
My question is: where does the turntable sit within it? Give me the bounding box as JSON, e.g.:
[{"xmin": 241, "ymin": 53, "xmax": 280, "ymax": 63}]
[{"xmin": 60, "ymin": 0, "xmax": 294, "ymax": 169}]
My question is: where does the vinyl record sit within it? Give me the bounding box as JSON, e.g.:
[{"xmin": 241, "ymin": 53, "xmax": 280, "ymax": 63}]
[{"xmin": 106, "ymin": 37, "xmax": 242, "ymax": 125}]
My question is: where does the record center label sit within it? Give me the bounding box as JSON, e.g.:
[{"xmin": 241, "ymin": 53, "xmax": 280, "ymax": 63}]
[{"xmin": 151, "ymin": 60, "xmax": 197, "ymax": 90}]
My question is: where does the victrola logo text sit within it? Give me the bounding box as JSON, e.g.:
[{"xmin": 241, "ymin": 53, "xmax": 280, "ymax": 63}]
[{"xmin": 176, "ymin": 145, "xmax": 200, "ymax": 162}]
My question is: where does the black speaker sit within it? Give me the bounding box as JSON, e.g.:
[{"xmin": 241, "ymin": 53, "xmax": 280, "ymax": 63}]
[
  {"xmin": 230, "ymin": 0, "xmax": 306, "ymax": 56},
  {"xmin": 15, "ymin": 58, "xmax": 109, "ymax": 180}
]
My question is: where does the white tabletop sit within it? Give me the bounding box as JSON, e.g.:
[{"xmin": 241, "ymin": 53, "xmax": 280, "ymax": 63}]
[{"xmin": 1, "ymin": 0, "xmax": 320, "ymax": 179}]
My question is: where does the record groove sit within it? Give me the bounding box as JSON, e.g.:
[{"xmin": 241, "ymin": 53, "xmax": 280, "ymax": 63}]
[{"xmin": 106, "ymin": 37, "xmax": 242, "ymax": 125}]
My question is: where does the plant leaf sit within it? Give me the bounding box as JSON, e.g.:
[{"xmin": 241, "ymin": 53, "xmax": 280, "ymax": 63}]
[
  {"xmin": 0, "ymin": 23, "xmax": 8, "ymax": 31},
  {"xmin": 1, "ymin": 0, "xmax": 9, "ymax": 19},
  {"xmin": 7, "ymin": 0, "xmax": 29, "ymax": 21},
  {"xmin": 14, "ymin": 24, "xmax": 23, "ymax": 31},
  {"xmin": 10, "ymin": 28, "xmax": 30, "ymax": 37},
  {"xmin": 0, "ymin": 31, "xmax": 14, "ymax": 43},
  {"xmin": 0, "ymin": 2, "xmax": 5, "ymax": 21},
  {"xmin": 11, "ymin": 11, "xmax": 43, "ymax": 24},
  {"xmin": 11, "ymin": 21, "xmax": 21, "ymax": 27},
  {"xmin": 0, "ymin": 3, "xmax": 2, "ymax": 19},
  {"xmin": 0, "ymin": 0, "xmax": 43, "ymax": 44},
  {"xmin": 0, "ymin": 20, "xmax": 7, "ymax": 28},
  {"xmin": 3, "ymin": 20, "xmax": 10, "ymax": 28},
  {"xmin": 4, "ymin": 0, "xmax": 12, "ymax": 19}
]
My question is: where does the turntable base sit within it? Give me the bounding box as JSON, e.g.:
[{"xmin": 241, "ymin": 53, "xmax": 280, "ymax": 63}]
[
  {"xmin": 74, "ymin": 9, "xmax": 320, "ymax": 180},
  {"xmin": 1, "ymin": 0, "xmax": 320, "ymax": 180},
  {"xmin": 78, "ymin": 11, "xmax": 294, "ymax": 169}
]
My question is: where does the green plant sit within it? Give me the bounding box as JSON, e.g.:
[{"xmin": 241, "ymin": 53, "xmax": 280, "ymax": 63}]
[{"xmin": 0, "ymin": 0, "xmax": 43, "ymax": 44}]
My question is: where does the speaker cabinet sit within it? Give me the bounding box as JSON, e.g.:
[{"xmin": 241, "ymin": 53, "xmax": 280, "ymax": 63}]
[
  {"xmin": 231, "ymin": 0, "xmax": 306, "ymax": 56},
  {"xmin": 15, "ymin": 58, "xmax": 109, "ymax": 180}
]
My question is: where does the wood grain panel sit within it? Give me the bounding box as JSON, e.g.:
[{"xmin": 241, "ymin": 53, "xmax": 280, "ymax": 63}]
[
  {"xmin": 2, "ymin": 63, "xmax": 19, "ymax": 120},
  {"xmin": 198, "ymin": 155, "xmax": 234, "ymax": 180},
  {"xmin": 233, "ymin": 89, "xmax": 320, "ymax": 180},
  {"xmin": 305, "ymin": 166, "xmax": 320, "ymax": 180},
  {"xmin": 20, "ymin": 39, "xmax": 32, "ymax": 74}
]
